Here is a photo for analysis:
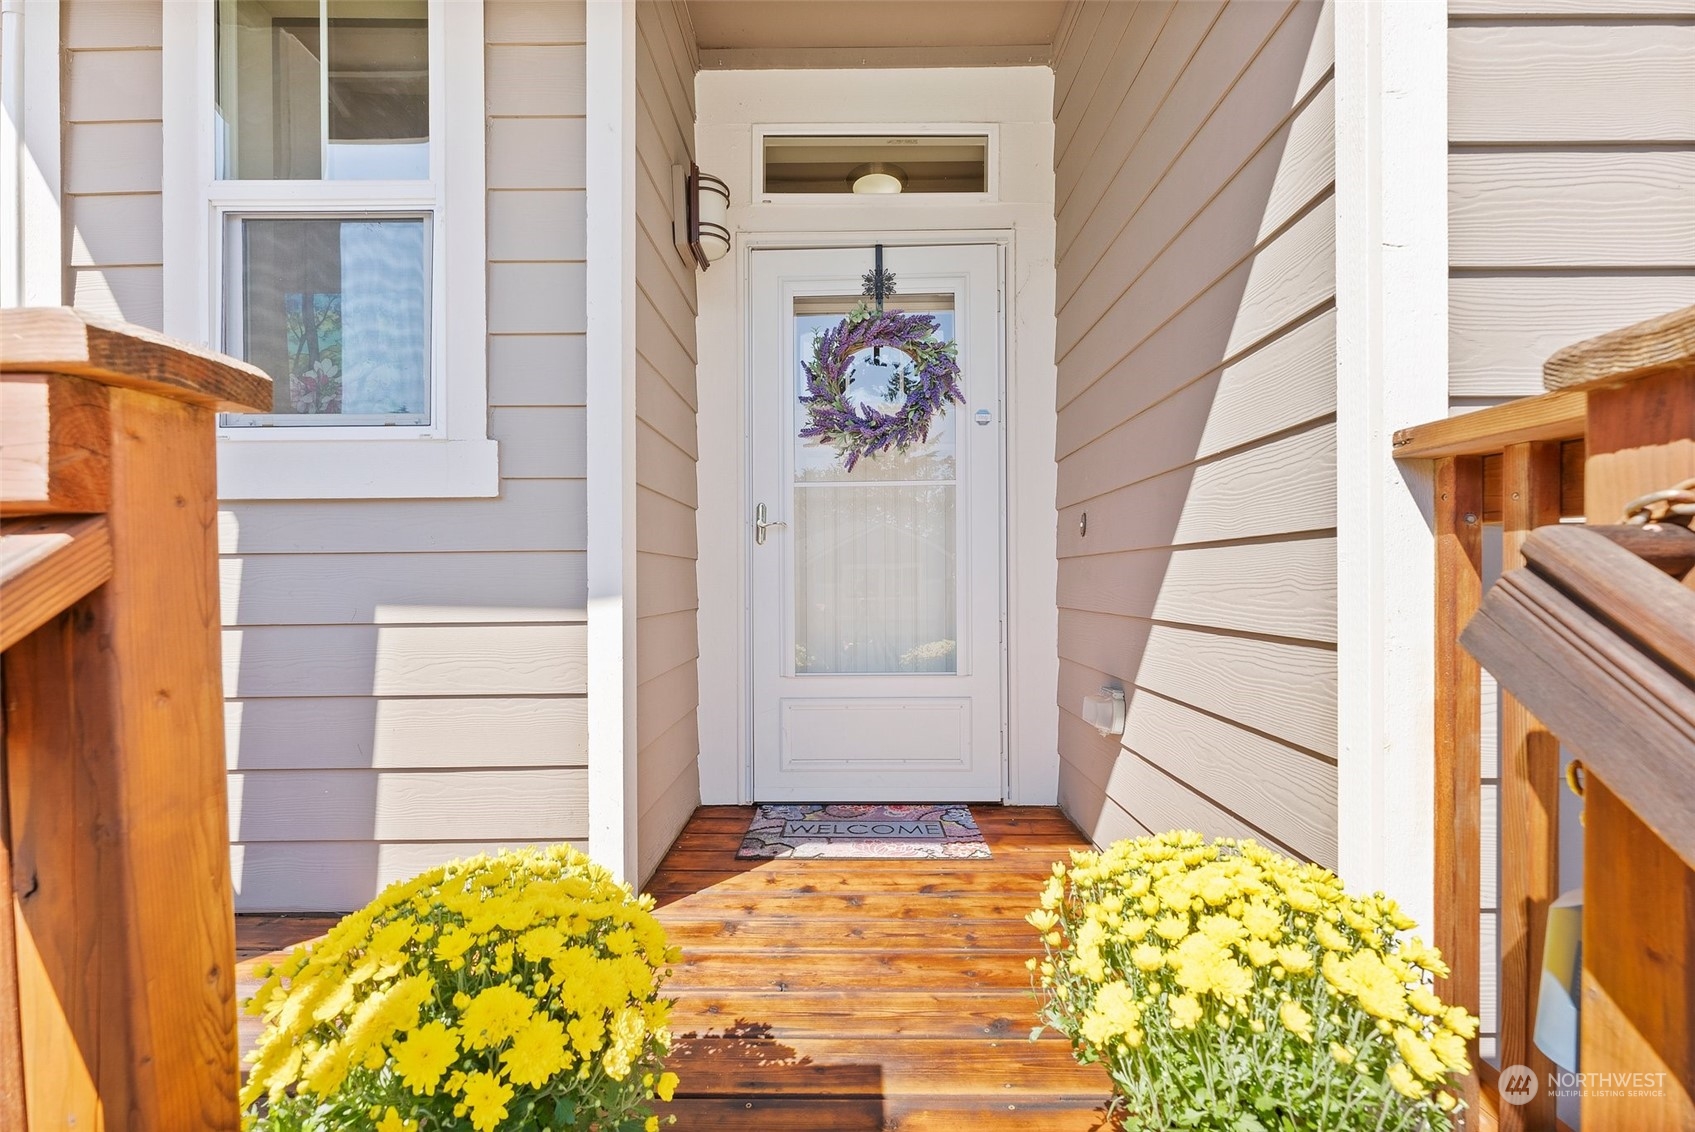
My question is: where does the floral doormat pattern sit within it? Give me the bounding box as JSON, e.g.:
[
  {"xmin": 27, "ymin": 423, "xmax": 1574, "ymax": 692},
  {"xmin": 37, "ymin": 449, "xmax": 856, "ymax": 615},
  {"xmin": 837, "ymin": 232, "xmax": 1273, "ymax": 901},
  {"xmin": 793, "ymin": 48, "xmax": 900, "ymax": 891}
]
[{"xmin": 736, "ymin": 804, "xmax": 992, "ymax": 859}]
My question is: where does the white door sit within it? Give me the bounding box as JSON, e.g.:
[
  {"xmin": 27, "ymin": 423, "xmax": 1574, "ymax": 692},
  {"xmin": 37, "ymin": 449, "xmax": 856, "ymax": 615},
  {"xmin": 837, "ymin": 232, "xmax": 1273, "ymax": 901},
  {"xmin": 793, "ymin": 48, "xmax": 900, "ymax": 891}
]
[{"xmin": 750, "ymin": 244, "xmax": 1003, "ymax": 801}]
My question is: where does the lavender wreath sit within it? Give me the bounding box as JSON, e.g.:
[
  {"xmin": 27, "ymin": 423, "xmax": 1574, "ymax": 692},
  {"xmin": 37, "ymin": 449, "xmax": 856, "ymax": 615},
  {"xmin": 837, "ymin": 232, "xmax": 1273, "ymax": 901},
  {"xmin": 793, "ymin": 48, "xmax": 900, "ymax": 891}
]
[{"xmin": 798, "ymin": 305, "xmax": 964, "ymax": 471}]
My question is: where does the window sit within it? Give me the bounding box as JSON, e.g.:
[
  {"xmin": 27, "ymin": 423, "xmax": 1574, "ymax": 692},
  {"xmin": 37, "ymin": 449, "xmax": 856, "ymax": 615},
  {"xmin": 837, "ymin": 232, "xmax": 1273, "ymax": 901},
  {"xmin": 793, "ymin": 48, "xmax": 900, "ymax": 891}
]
[
  {"xmin": 762, "ymin": 134, "xmax": 991, "ymax": 195},
  {"xmin": 162, "ymin": 0, "xmax": 494, "ymax": 497},
  {"xmin": 225, "ymin": 215, "xmax": 431, "ymax": 423}
]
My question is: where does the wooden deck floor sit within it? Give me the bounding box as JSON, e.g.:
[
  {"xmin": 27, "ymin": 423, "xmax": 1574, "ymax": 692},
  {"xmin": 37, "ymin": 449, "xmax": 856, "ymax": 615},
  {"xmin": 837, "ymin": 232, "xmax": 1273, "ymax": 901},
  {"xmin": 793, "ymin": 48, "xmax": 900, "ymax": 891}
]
[{"xmin": 234, "ymin": 804, "xmax": 1113, "ymax": 1129}]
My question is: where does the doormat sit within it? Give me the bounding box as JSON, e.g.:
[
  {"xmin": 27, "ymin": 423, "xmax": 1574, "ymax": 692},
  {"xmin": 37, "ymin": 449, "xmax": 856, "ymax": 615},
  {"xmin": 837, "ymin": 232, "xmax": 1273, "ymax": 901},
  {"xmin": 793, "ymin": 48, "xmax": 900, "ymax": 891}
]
[{"xmin": 737, "ymin": 804, "xmax": 992, "ymax": 859}]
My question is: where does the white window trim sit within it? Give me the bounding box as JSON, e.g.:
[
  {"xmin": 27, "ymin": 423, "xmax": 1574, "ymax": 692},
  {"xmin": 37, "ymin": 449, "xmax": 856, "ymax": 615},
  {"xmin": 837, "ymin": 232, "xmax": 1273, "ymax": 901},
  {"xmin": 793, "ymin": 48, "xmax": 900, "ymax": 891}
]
[{"xmin": 162, "ymin": 0, "xmax": 496, "ymax": 500}]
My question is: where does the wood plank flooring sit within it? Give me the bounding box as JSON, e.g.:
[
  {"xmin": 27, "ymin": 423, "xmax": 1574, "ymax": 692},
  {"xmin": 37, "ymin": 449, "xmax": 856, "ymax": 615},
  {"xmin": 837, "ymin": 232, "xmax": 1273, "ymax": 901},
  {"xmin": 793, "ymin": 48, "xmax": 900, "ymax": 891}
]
[
  {"xmin": 650, "ymin": 805, "xmax": 1112, "ymax": 1129},
  {"xmin": 233, "ymin": 804, "xmax": 1114, "ymax": 1130}
]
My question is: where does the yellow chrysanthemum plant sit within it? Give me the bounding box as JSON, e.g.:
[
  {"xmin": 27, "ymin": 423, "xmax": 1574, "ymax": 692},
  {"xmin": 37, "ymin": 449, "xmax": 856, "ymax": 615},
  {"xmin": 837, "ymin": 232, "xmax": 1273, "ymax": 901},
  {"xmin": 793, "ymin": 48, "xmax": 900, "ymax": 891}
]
[
  {"xmin": 241, "ymin": 846, "xmax": 682, "ymax": 1132},
  {"xmin": 1029, "ymin": 832, "xmax": 1480, "ymax": 1132}
]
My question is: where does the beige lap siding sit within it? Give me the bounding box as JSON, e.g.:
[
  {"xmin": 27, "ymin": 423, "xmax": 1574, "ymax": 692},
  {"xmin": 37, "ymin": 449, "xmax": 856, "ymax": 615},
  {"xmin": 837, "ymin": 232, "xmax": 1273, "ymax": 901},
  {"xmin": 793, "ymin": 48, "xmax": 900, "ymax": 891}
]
[
  {"xmin": 57, "ymin": 0, "xmax": 595, "ymax": 910},
  {"xmin": 632, "ymin": 1, "xmax": 702, "ymax": 886},
  {"xmin": 1051, "ymin": 0, "xmax": 1339, "ymax": 867},
  {"xmin": 1447, "ymin": 0, "xmax": 1695, "ymax": 1057}
]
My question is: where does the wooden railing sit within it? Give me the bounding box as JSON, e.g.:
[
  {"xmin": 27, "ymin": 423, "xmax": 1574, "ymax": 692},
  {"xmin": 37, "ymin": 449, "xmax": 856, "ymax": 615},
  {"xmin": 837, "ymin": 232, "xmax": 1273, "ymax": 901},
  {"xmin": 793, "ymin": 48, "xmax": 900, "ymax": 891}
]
[
  {"xmin": 0, "ymin": 309, "xmax": 269, "ymax": 1129},
  {"xmin": 1396, "ymin": 305, "xmax": 1695, "ymax": 1131}
]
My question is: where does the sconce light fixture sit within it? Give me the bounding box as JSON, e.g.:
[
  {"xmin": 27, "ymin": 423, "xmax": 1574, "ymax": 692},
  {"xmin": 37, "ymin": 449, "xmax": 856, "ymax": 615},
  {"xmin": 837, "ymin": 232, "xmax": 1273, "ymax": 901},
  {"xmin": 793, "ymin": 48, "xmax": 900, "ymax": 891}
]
[
  {"xmin": 849, "ymin": 161, "xmax": 908, "ymax": 195},
  {"xmin": 673, "ymin": 162, "xmax": 731, "ymax": 270}
]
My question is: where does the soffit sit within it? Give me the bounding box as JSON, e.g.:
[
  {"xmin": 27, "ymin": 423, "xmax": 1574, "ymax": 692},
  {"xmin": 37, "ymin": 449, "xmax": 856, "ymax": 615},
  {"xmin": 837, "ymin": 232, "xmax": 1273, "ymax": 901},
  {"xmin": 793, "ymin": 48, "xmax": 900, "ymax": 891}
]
[{"xmin": 683, "ymin": 0, "xmax": 1069, "ymax": 65}]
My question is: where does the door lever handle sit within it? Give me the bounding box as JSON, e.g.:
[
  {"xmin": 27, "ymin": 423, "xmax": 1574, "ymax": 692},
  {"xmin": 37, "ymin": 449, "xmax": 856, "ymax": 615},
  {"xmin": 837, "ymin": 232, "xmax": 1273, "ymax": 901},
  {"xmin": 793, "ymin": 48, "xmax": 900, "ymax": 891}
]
[{"xmin": 754, "ymin": 502, "xmax": 787, "ymax": 546}]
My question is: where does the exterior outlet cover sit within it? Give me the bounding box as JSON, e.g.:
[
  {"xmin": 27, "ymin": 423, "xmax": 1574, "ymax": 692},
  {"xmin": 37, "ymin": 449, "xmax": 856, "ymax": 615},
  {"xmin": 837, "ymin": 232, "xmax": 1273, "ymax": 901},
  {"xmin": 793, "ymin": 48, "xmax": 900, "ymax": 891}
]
[{"xmin": 1083, "ymin": 687, "xmax": 1126, "ymax": 737}]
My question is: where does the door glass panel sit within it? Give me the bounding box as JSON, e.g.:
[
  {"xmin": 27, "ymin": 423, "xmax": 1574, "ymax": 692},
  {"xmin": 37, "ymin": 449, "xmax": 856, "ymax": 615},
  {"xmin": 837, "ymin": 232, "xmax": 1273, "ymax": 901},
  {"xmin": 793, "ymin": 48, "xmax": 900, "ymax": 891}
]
[{"xmin": 792, "ymin": 296, "xmax": 959, "ymax": 674}]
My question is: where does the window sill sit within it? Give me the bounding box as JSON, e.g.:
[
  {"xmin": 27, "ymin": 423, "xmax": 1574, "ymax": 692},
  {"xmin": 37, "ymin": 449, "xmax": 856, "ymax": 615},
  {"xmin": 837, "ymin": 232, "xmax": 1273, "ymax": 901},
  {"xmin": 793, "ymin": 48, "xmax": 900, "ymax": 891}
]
[{"xmin": 215, "ymin": 437, "xmax": 500, "ymax": 500}]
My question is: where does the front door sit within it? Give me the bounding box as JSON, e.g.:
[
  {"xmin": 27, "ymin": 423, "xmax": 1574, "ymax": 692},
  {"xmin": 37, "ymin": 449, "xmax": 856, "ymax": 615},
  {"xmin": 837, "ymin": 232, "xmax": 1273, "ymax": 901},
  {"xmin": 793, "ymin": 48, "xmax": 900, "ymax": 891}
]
[{"xmin": 749, "ymin": 244, "xmax": 1003, "ymax": 801}]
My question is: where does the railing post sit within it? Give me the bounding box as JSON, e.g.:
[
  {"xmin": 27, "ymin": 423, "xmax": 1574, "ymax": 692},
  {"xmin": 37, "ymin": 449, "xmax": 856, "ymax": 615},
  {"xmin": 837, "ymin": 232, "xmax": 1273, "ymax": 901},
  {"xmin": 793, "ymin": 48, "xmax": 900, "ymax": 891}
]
[
  {"xmin": 1433, "ymin": 454, "xmax": 1484, "ymax": 1117},
  {"xmin": 1497, "ymin": 442, "xmax": 1563, "ymax": 1131}
]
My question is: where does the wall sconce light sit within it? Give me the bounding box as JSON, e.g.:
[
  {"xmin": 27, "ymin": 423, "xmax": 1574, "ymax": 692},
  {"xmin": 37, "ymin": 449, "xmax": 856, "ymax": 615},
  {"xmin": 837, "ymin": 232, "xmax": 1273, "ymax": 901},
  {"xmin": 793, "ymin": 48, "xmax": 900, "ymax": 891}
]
[
  {"xmin": 673, "ymin": 162, "xmax": 731, "ymax": 270},
  {"xmin": 849, "ymin": 162, "xmax": 907, "ymax": 195}
]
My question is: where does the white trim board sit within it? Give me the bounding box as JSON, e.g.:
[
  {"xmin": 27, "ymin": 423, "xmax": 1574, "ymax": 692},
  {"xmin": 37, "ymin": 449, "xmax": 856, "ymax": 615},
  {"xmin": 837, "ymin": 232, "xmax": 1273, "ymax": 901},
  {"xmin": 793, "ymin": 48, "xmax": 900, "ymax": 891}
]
[
  {"xmin": 585, "ymin": 0, "xmax": 640, "ymax": 881},
  {"xmin": 693, "ymin": 67, "xmax": 1059, "ymax": 807},
  {"xmin": 160, "ymin": 0, "xmax": 495, "ymax": 500},
  {"xmin": 1334, "ymin": 1, "xmax": 1448, "ymax": 932},
  {"xmin": 1, "ymin": 0, "xmax": 62, "ymax": 307}
]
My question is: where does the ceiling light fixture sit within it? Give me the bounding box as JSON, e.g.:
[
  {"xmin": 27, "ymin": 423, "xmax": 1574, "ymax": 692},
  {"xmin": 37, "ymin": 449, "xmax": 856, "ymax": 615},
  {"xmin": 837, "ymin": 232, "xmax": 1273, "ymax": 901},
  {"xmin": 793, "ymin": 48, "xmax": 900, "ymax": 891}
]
[{"xmin": 849, "ymin": 162, "xmax": 907, "ymax": 195}]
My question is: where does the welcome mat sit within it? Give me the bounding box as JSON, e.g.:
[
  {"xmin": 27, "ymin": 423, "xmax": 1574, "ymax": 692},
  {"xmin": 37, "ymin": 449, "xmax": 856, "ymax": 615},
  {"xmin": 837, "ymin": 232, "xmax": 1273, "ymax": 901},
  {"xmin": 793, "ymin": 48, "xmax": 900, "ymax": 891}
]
[{"xmin": 737, "ymin": 804, "xmax": 992, "ymax": 859}]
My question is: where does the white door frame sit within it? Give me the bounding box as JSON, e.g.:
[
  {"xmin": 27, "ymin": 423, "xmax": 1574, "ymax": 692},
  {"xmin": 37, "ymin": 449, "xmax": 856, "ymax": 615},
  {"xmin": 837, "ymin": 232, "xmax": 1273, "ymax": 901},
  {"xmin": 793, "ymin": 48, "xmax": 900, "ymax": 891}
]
[{"xmin": 696, "ymin": 225, "xmax": 1058, "ymax": 806}]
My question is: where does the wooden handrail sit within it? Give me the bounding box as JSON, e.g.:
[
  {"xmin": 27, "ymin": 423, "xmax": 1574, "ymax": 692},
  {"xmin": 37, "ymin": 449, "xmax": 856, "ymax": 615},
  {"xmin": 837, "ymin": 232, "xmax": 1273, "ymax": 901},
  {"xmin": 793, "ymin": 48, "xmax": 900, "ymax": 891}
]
[
  {"xmin": 1, "ymin": 307, "xmax": 269, "ymax": 1130},
  {"xmin": 1406, "ymin": 302, "xmax": 1695, "ymax": 1129},
  {"xmin": 1393, "ymin": 388, "xmax": 1587, "ymax": 459},
  {"xmin": 1463, "ymin": 525, "xmax": 1695, "ymax": 867},
  {"xmin": 1543, "ymin": 304, "xmax": 1695, "ymax": 392},
  {"xmin": 0, "ymin": 306, "xmax": 272, "ymax": 411},
  {"xmin": 1403, "ymin": 303, "xmax": 1695, "ymax": 1132}
]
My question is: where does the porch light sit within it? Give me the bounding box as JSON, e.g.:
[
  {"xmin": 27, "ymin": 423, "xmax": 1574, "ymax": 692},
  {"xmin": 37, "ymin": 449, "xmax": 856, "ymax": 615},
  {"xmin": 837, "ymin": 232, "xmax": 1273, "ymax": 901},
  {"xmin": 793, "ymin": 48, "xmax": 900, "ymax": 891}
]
[
  {"xmin": 673, "ymin": 162, "xmax": 732, "ymax": 270},
  {"xmin": 850, "ymin": 162, "xmax": 907, "ymax": 195}
]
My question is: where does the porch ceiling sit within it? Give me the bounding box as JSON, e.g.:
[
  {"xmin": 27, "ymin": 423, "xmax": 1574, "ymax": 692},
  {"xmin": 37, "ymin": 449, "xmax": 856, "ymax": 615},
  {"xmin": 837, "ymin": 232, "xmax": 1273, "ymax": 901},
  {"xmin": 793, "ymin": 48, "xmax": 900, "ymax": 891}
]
[{"xmin": 684, "ymin": 0, "xmax": 1068, "ymax": 67}]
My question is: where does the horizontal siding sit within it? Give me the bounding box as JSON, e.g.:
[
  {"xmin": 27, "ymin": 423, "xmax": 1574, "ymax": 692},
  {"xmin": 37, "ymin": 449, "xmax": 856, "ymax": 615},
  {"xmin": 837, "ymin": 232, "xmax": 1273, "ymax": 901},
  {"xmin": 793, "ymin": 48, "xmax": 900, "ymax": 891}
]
[
  {"xmin": 1450, "ymin": 274, "xmax": 1695, "ymax": 398},
  {"xmin": 1450, "ymin": 152, "xmax": 1695, "ymax": 269},
  {"xmin": 57, "ymin": 0, "xmax": 596, "ymax": 910},
  {"xmin": 232, "ymin": 840, "xmax": 586, "ymax": 913},
  {"xmin": 220, "ymin": 552, "xmax": 587, "ymax": 624},
  {"xmin": 1053, "ymin": 0, "xmax": 1338, "ymax": 867},
  {"xmin": 222, "ymin": 624, "xmax": 588, "ymax": 698},
  {"xmin": 1450, "ymin": 23, "xmax": 1695, "ymax": 143},
  {"xmin": 219, "ymin": 0, "xmax": 588, "ymax": 908},
  {"xmin": 1447, "ymin": 0, "xmax": 1695, "ymax": 1049},
  {"xmin": 226, "ymin": 697, "xmax": 587, "ymax": 769},
  {"xmin": 228, "ymin": 769, "xmax": 588, "ymax": 842},
  {"xmin": 634, "ymin": 0, "xmax": 701, "ymax": 883},
  {"xmin": 62, "ymin": 7, "xmax": 163, "ymax": 324}
]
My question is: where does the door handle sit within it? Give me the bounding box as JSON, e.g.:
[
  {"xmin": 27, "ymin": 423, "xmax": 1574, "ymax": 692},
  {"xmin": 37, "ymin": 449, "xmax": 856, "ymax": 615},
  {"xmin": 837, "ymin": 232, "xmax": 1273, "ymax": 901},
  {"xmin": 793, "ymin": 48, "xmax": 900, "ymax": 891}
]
[{"xmin": 754, "ymin": 502, "xmax": 787, "ymax": 545}]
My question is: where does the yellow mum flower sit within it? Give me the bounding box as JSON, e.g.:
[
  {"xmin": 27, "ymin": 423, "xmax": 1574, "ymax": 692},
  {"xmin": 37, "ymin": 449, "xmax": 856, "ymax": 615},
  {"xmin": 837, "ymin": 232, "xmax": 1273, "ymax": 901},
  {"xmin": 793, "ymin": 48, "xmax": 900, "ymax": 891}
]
[
  {"xmin": 460, "ymin": 985, "xmax": 536, "ymax": 1050},
  {"xmin": 1241, "ymin": 902, "xmax": 1282, "ymax": 941},
  {"xmin": 1025, "ymin": 908, "xmax": 1059, "ymax": 932},
  {"xmin": 1386, "ymin": 1060, "xmax": 1426, "ymax": 1100},
  {"xmin": 1329, "ymin": 1041, "xmax": 1355, "ymax": 1066},
  {"xmin": 502, "ymin": 1015, "xmax": 572, "ymax": 1088},
  {"xmin": 656, "ymin": 1071, "xmax": 680, "ymax": 1102},
  {"xmin": 1131, "ymin": 944, "xmax": 1164, "ymax": 972},
  {"xmin": 1314, "ymin": 918, "xmax": 1350, "ymax": 952},
  {"xmin": 1395, "ymin": 1027, "xmax": 1447, "ymax": 1082},
  {"xmin": 458, "ymin": 1071, "xmax": 514, "ymax": 1132},
  {"xmin": 1278, "ymin": 999, "xmax": 1314, "ymax": 1042},
  {"xmin": 1429, "ymin": 1027, "xmax": 1470, "ymax": 1072},
  {"xmin": 392, "ymin": 1020, "xmax": 459, "ymax": 1096},
  {"xmin": 1154, "ymin": 915, "xmax": 1189, "ymax": 943},
  {"xmin": 1168, "ymin": 994, "xmax": 1203, "ymax": 1030},
  {"xmin": 375, "ymin": 1108, "xmax": 415, "ymax": 1132},
  {"xmin": 1276, "ymin": 945, "xmax": 1314, "ymax": 975}
]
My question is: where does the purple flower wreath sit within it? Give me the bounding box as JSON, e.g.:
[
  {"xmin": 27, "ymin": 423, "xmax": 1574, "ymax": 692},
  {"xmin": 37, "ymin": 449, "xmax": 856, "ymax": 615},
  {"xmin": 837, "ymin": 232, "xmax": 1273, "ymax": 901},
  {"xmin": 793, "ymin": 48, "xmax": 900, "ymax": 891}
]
[{"xmin": 798, "ymin": 306, "xmax": 964, "ymax": 471}]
